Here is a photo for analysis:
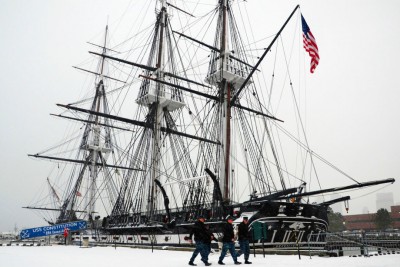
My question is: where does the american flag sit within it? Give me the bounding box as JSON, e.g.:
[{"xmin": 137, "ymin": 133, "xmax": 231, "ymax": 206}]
[{"xmin": 301, "ymin": 14, "xmax": 319, "ymax": 73}]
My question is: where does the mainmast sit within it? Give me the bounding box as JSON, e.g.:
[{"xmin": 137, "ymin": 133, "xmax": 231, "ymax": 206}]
[
  {"xmin": 149, "ymin": 0, "xmax": 167, "ymax": 220},
  {"xmin": 135, "ymin": 0, "xmax": 185, "ymax": 221}
]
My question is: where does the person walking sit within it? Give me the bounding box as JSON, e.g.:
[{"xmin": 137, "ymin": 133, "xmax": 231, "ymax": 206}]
[
  {"xmin": 188, "ymin": 215, "xmax": 212, "ymax": 266},
  {"xmin": 204, "ymin": 224, "xmax": 216, "ymax": 255},
  {"xmin": 237, "ymin": 217, "xmax": 252, "ymax": 264},
  {"xmin": 63, "ymin": 227, "xmax": 69, "ymax": 245},
  {"xmin": 218, "ymin": 216, "xmax": 241, "ymax": 265}
]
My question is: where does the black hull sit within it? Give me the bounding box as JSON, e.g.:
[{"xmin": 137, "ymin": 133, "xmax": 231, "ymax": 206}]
[
  {"xmin": 82, "ymin": 202, "xmax": 329, "ymax": 248},
  {"xmin": 73, "ymin": 216, "xmax": 327, "ymax": 249}
]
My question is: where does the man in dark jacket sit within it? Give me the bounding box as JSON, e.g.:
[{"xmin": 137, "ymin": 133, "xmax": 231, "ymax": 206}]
[
  {"xmin": 204, "ymin": 224, "xmax": 215, "ymax": 255},
  {"xmin": 218, "ymin": 216, "xmax": 241, "ymax": 265},
  {"xmin": 237, "ymin": 217, "xmax": 251, "ymax": 264},
  {"xmin": 188, "ymin": 215, "xmax": 212, "ymax": 266}
]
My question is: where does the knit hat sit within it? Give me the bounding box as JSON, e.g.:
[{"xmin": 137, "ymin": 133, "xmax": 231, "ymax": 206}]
[{"xmin": 226, "ymin": 216, "xmax": 234, "ymax": 221}]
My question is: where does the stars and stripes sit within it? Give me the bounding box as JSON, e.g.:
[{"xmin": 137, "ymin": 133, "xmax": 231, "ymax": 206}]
[{"xmin": 301, "ymin": 14, "xmax": 319, "ymax": 73}]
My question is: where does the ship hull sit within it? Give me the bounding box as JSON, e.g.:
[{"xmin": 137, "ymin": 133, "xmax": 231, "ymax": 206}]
[{"xmin": 74, "ymin": 202, "xmax": 328, "ymax": 249}]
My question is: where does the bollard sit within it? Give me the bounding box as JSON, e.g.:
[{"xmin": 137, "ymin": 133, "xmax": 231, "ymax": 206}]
[{"xmin": 82, "ymin": 237, "xmax": 89, "ymax": 247}]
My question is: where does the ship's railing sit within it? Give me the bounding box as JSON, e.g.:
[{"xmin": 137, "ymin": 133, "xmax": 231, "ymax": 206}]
[
  {"xmin": 307, "ymin": 232, "xmax": 400, "ymax": 257},
  {"xmin": 225, "ymin": 60, "xmax": 249, "ymax": 78},
  {"xmin": 136, "ymin": 79, "xmax": 184, "ymax": 105},
  {"xmin": 208, "ymin": 55, "xmax": 251, "ymax": 80}
]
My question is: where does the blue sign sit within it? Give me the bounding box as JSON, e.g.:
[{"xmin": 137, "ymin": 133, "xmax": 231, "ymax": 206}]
[{"xmin": 20, "ymin": 221, "xmax": 87, "ymax": 240}]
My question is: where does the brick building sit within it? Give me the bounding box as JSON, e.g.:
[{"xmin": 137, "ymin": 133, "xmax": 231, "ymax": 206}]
[{"xmin": 343, "ymin": 205, "xmax": 400, "ymax": 231}]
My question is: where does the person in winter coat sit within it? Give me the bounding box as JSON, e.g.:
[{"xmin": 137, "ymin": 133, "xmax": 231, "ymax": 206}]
[
  {"xmin": 237, "ymin": 217, "xmax": 252, "ymax": 264},
  {"xmin": 188, "ymin": 215, "xmax": 212, "ymax": 266},
  {"xmin": 218, "ymin": 216, "xmax": 241, "ymax": 265},
  {"xmin": 204, "ymin": 224, "xmax": 215, "ymax": 255}
]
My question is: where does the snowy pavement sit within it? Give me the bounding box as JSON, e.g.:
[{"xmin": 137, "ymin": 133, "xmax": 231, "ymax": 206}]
[{"xmin": 0, "ymin": 245, "xmax": 399, "ymax": 267}]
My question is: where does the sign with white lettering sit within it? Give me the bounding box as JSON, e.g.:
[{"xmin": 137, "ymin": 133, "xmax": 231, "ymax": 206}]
[{"xmin": 19, "ymin": 221, "xmax": 87, "ymax": 239}]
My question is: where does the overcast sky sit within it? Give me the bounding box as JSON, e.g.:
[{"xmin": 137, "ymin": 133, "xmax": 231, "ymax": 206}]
[{"xmin": 1, "ymin": 0, "xmax": 399, "ymax": 232}]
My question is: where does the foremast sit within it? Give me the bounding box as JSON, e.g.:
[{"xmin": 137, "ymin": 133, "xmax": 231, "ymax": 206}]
[
  {"xmin": 57, "ymin": 26, "xmax": 113, "ymax": 224},
  {"xmin": 85, "ymin": 25, "xmax": 112, "ymax": 222}
]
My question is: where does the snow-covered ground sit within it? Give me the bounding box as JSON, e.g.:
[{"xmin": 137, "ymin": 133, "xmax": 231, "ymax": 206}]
[{"xmin": 0, "ymin": 245, "xmax": 399, "ymax": 267}]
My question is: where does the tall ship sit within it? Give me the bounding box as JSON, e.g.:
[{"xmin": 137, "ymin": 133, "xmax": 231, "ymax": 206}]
[{"xmin": 25, "ymin": 0, "xmax": 394, "ymax": 248}]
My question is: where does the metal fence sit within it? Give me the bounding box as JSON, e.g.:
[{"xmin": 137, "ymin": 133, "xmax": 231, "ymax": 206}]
[{"xmin": 307, "ymin": 232, "xmax": 400, "ymax": 257}]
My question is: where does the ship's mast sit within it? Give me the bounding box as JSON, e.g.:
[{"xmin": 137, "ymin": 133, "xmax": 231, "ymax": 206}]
[
  {"xmin": 220, "ymin": 0, "xmax": 231, "ymax": 201},
  {"xmin": 148, "ymin": 0, "xmax": 167, "ymax": 219},
  {"xmin": 52, "ymin": 25, "xmax": 113, "ymax": 224},
  {"xmin": 134, "ymin": 0, "xmax": 185, "ymax": 220},
  {"xmin": 204, "ymin": 0, "xmax": 252, "ymax": 202},
  {"xmin": 86, "ymin": 25, "xmax": 112, "ymax": 222}
]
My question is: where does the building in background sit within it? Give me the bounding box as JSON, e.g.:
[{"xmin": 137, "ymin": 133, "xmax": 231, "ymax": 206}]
[
  {"xmin": 362, "ymin": 206, "xmax": 369, "ymax": 214},
  {"xmin": 343, "ymin": 205, "xmax": 400, "ymax": 231},
  {"xmin": 376, "ymin": 192, "xmax": 394, "ymax": 211}
]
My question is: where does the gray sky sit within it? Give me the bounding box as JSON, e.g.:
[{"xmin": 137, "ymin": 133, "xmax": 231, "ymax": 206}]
[{"xmin": 1, "ymin": 0, "xmax": 399, "ymax": 232}]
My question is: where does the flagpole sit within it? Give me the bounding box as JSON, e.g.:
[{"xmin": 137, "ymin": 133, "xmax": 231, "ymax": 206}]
[{"xmin": 230, "ymin": 4, "xmax": 300, "ymax": 105}]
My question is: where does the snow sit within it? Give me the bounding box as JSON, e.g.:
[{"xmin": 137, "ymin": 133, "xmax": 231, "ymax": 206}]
[{"xmin": 0, "ymin": 245, "xmax": 399, "ymax": 267}]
